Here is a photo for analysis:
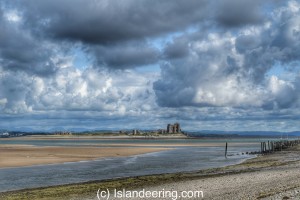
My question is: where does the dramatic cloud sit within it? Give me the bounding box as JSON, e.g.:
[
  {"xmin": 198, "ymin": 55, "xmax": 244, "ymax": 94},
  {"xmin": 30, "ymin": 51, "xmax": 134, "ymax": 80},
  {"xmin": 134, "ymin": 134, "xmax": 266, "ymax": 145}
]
[
  {"xmin": 154, "ymin": 1, "xmax": 300, "ymax": 112},
  {"xmin": 0, "ymin": 4, "xmax": 58, "ymax": 76},
  {"xmin": 155, "ymin": 32, "xmax": 267, "ymax": 108},
  {"xmin": 1, "ymin": 0, "xmax": 300, "ymax": 131},
  {"xmin": 92, "ymin": 42, "xmax": 160, "ymax": 69},
  {"xmin": 0, "ymin": 66, "xmax": 156, "ymax": 115},
  {"xmin": 18, "ymin": 0, "xmax": 209, "ymax": 44},
  {"xmin": 215, "ymin": 0, "xmax": 264, "ymax": 27}
]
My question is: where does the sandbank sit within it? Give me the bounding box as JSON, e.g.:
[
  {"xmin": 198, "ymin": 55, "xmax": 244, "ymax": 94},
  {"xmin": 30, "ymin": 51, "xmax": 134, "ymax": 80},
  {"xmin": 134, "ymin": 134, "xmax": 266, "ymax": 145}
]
[{"xmin": 0, "ymin": 145, "xmax": 170, "ymax": 168}]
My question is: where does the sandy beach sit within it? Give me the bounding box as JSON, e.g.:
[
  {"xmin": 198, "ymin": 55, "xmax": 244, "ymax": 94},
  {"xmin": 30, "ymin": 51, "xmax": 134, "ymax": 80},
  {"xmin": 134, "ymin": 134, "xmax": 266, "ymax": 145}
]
[
  {"xmin": 0, "ymin": 144, "xmax": 170, "ymax": 168},
  {"xmin": 2, "ymin": 145, "xmax": 300, "ymax": 200}
]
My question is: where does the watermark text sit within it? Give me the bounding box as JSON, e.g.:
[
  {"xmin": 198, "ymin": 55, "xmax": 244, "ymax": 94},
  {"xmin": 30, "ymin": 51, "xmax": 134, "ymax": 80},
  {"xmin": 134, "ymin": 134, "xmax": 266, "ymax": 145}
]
[{"xmin": 97, "ymin": 188, "xmax": 204, "ymax": 200}]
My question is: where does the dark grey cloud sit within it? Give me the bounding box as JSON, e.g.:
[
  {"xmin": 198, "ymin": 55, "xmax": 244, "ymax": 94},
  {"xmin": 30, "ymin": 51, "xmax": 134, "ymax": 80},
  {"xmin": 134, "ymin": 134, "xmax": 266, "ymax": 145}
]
[
  {"xmin": 10, "ymin": 0, "xmax": 212, "ymax": 69},
  {"xmin": 0, "ymin": 5, "xmax": 57, "ymax": 76},
  {"xmin": 3, "ymin": 0, "xmax": 275, "ymax": 71},
  {"xmin": 91, "ymin": 42, "xmax": 159, "ymax": 69},
  {"xmin": 18, "ymin": 0, "xmax": 209, "ymax": 44},
  {"xmin": 215, "ymin": 0, "xmax": 264, "ymax": 27},
  {"xmin": 163, "ymin": 38, "xmax": 190, "ymax": 59},
  {"xmin": 0, "ymin": 33, "xmax": 57, "ymax": 76}
]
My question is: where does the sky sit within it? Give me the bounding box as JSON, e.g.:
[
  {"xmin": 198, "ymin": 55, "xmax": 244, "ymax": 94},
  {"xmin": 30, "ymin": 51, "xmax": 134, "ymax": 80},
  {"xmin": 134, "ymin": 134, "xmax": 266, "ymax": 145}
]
[{"xmin": 1, "ymin": 0, "xmax": 300, "ymax": 132}]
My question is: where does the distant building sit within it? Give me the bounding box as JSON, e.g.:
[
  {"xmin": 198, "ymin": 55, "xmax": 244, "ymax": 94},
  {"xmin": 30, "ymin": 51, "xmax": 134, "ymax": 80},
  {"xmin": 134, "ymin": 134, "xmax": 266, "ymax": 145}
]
[
  {"xmin": 54, "ymin": 131, "xmax": 72, "ymax": 135},
  {"xmin": 167, "ymin": 124, "xmax": 173, "ymax": 133},
  {"xmin": 167, "ymin": 123, "xmax": 181, "ymax": 134},
  {"xmin": 2, "ymin": 132, "xmax": 9, "ymax": 136},
  {"xmin": 158, "ymin": 129, "xmax": 167, "ymax": 134},
  {"xmin": 133, "ymin": 129, "xmax": 137, "ymax": 135},
  {"xmin": 0, "ymin": 132, "xmax": 9, "ymax": 138}
]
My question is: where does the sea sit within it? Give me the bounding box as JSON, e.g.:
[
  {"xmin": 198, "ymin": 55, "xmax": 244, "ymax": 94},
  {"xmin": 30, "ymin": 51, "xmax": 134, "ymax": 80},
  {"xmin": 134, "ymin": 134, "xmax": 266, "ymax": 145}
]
[{"xmin": 0, "ymin": 137, "xmax": 278, "ymax": 192}]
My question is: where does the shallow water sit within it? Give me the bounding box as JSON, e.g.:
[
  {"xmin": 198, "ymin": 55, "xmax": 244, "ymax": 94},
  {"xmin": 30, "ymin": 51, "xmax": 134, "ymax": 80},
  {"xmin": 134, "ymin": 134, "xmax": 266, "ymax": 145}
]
[
  {"xmin": 0, "ymin": 139, "xmax": 261, "ymax": 192},
  {"xmin": 0, "ymin": 137, "xmax": 273, "ymax": 146}
]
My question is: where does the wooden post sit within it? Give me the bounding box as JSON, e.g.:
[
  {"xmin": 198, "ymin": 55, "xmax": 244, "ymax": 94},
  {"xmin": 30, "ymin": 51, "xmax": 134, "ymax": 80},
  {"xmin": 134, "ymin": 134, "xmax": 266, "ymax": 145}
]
[
  {"xmin": 268, "ymin": 141, "xmax": 270, "ymax": 153},
  {"xmin": 265, "ymin": 142, "xmax": 267, "ymax": 153},
  {"xmin": 225, "ymin": 142, "xmax": 228, "ymax": 158}
]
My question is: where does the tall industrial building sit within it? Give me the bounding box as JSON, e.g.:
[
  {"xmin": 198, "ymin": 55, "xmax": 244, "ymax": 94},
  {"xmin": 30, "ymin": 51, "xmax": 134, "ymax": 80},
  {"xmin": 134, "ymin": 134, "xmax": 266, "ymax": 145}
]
[{"xmin": 167, "ymin": 123, "xmax": 181, "ymax": 133}]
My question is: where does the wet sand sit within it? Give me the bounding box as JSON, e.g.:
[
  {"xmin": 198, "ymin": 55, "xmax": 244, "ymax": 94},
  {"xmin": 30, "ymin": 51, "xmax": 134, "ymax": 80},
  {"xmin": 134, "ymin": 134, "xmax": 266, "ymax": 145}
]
[
  {"xmin": 0, "ymin": 135, "xmax": 257, "ymax": 168},
  {"xmin": 0, "ymin": 144, "xmax": 170, "ymax": 168}
]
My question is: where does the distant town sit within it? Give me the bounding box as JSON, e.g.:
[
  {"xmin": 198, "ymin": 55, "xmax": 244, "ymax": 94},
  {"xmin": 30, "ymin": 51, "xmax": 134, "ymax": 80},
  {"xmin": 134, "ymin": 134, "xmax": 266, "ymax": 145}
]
[
  {"xmin": 125, "ymin": 122, "xmax": 183, "ymax": 136},
  {"xmin": 0, "ymin": 123, "xmax": 186, "ymax": 138}
]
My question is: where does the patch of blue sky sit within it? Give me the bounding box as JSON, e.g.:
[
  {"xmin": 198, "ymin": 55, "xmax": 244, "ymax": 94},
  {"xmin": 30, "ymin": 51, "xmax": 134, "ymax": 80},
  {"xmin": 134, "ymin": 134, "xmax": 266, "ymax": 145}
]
[
  {"xmin": 135, "ymin": 63, "xmax": 161, "ymax": 73},
  {"xmin": 71, "ymin": 47, "xmax": 91, "ymax": 70},
  {"xmin": 150, "ymin": 25, "xmax": 199, "ymax": 50},
  {"xmin": 266, "ymin": 61, "xmax": 299, "ymax": 81},
  {"xmin": 266, "ymin": 63, "xmax": 286, "ymax": 77}
]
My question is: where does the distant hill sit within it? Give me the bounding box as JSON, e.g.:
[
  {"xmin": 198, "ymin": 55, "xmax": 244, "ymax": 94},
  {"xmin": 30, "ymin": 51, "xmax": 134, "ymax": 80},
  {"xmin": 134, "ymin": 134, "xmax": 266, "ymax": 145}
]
[{"xmin": 186, "ymin": 130, "xmax": 300, "ymax": 138}]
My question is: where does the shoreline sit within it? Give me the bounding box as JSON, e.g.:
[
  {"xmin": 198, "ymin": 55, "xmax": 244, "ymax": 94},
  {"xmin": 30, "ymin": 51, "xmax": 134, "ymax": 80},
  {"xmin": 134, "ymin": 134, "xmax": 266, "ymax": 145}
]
[
  {"xmin": 0, "ymin": 135, "xmax": 190, "ymax": 140},
  {"xmin": 1, "ymin": 146, "xmax": 300, "ymax": 199}
]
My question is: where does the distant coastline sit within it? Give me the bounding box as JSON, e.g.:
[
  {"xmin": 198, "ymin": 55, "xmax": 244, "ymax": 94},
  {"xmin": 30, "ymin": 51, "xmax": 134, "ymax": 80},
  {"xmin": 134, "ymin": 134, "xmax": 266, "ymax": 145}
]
[{"xmin": 1, "ymin": 130, "xmax": 300, "ymax": 139}]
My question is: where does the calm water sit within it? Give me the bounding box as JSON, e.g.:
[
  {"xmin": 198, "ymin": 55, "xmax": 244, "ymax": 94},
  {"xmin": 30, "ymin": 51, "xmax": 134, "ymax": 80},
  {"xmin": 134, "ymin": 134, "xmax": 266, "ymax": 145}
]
[
  {"xmin": 0, "ymin": 138, "xmax": 264, "ymax": 192},
  {"xmin": 0, "ymin": 137, "xmax": 274, "ymax": 146}
]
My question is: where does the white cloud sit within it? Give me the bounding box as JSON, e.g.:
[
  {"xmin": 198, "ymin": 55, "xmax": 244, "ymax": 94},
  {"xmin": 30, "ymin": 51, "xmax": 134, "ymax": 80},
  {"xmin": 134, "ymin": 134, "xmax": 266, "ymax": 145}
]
[
  {"xmin": 4, "ymin": 10, "xmax": 22, "ymax": 23},
  {"xmin": 0, "ymin": 65, "xmax": 157, "ymax": 118},
  {"xmin": 155, "ymin": 1, "xmax": 300, "ymax": 112}
]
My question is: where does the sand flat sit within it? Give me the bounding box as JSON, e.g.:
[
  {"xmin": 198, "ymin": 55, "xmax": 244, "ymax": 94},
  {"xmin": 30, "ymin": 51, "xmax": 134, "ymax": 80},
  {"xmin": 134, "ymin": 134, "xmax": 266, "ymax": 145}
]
[{"xmin": 0, "ymin": 145, "xmax": 170, "ymax": 168}]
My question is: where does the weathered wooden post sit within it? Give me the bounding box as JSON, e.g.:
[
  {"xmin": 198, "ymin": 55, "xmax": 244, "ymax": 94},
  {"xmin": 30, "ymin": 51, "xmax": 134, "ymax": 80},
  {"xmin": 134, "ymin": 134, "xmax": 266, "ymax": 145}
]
[
  {"xmin": 265, "ymin": 142, "xmax": 267, "ymax": 153},
  {"xmin": 225, "ymin": 142, "xmax": 228, "ymax": 158},
  {"xmin": 268, "ymin": 141, "xmax": 270, "ymax": 153}
]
